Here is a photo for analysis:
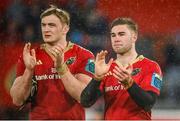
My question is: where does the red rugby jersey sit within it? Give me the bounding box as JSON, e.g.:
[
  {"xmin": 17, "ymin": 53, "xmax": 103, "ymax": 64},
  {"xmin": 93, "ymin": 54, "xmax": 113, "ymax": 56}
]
[
  {"xmin": 99, "ymin": 55, "xmax": 163, "ymax": 120},
  {"xmin": 16, "ymin": 42, "xmax": 94, "ymax": 120}
]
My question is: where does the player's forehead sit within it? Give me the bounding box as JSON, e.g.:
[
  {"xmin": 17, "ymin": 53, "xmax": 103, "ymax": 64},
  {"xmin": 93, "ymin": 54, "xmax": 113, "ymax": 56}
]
[
  {"xmin": 41, "ymin": 14, "xmax": 61, "ymax": 24},
  {"xmin": 111, "ymin": 25, "xmax": 130, "ymax": 33}
]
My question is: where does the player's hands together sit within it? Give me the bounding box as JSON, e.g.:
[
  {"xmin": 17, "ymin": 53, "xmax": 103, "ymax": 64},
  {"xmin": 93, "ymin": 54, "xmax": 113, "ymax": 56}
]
[
  {"xmin": 113, "ymin": 63, "xmax": 134, "ymax": 89},
  {"xmin": 23, "ymin": 43, "xmax": 36, "ymax": 71},
  {"xmin": 48, "ymin": 44, "xmax": 69, "ymax": 75},
  {"xmin": 94, "ymin": 50, "xmax": 113, "ymax": 80},
  {"xmin": 49, "ymin": 44, "xmax": 64, "ymax": 68}
]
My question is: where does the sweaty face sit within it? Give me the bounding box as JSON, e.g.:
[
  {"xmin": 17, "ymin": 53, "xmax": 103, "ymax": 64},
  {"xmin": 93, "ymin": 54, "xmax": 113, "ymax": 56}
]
[
  {"xmin": 41, "ymin": 14, "xmax": 65, "ymax": 45},
  {"xmin": 111, "ymin": 25, "xmax": 136, "ymax": 54}
]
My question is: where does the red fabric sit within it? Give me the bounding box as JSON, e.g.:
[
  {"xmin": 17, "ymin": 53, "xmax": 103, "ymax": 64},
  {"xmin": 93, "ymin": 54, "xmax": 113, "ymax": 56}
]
[
  {"xmin": 0, "ymin": 42, "xmax": 23, "ymax": 107},
  {"xmin": 0, "ymin": 0, "xmax": 11, "ymax": 12},
  {"xmin": 16, "ymin": 42, "xmax": 94, "ymax": 119},
  {"xmin": 97, "ymin": 0, "xmax": 180, "ymax": 34},
  {"xmin": 99, "ymin": 55, "xmax": 162, "ymax": 120}
]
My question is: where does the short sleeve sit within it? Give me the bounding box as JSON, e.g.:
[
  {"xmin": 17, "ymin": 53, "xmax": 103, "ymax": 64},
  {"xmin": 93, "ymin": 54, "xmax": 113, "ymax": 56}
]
[
  {"xmin": 140, "ymin": 62, "xmax": 163, "ymax": 95},
  {"xmin": 75, "ymin": 48, "xmax": 95, "ymax": 77}
]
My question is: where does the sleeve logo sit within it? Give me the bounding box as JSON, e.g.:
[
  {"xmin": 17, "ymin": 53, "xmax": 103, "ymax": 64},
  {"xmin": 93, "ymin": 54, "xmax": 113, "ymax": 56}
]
[
  {"xmin": 151, "ymin": 73, "xmax": 163, "ymax": 90},
  {"xmin": 65, "ymin": 57, "xmax": 76, "ymax": 65},
  {"xmin": 131, "ymin": 68, "xmax": 141, "ymax": 76},
  {"xmin": 85, "ymin": 59, "xmax": 95, "ymax": 74}
]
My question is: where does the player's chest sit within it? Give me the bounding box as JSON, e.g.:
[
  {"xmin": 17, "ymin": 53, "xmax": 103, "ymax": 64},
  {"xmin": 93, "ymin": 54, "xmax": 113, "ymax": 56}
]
[
  {"xmin": 104, "ymin": 67, "xmax": 143, "ymax": 96},
  {"xmin": 34, "ymin": 52, "xmax": 78, "ymax": 79}
]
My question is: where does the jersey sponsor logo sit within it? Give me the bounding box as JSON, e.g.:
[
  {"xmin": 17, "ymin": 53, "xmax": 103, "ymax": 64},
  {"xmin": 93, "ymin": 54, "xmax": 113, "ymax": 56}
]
[
  {"xmin": 85, "ymin": 59, "xmax": 95, "ymax": 74},
  {"xmin": 131, "ymin": 68, "xmax": 141, "ymax": 76},
  {"xmin": 65, "ymin": 57, "xmax": 76, "ymax": 65},
  {"xmin": 105, "ymin": 85, "xmax": 125, "ymax": 92},
  {"xmin": 35, "ymin": 67, "xmax": 63, "ymax": 81},
  {"xmin": 35, "ymin": 74, "xmax": 61, "ymax": 80},
  {"xmin": 151, "ymin": 73, "xmax": 162, "ymax": 90}
]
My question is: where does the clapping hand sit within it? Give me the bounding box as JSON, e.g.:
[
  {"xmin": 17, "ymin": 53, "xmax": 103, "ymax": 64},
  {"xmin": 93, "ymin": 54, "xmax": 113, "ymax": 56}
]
[
  {"xmin": 23, "ymin": 43, "xmax": 36, "ymax": 71},
  {"xmin": 94, "ymin": 50, "xmax": 113, "ymax": 80},
  {"xmin": 48, "ymin": 44, "xmax": 64, "ymax": 68},
  {"xmin": 113, "ymin": 62, "xmax": 134, "ymax": 89}
]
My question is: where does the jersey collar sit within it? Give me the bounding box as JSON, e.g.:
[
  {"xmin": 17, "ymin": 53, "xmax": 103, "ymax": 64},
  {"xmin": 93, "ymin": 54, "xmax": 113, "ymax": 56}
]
[
  {"xmin": 115, "ymin": 55, "xmax": 144, "ymax": 68},
  {"xmin": 40, "ymin": 41, "xmax": 74, "ymax": 52},
  {"xmin": 40, "ymin": 41, "xmax": 74, "ymax": 60}
]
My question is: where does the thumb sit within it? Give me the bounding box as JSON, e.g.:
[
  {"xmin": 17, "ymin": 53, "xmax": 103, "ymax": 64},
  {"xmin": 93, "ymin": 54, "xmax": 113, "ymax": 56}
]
[
  {"xmin": 27, "ymin": 42, "xmax": 31, "ymax": 50},
  {"xmin": 31, "ymin": 49, "xmax": 36, "ymax": 62},
  {"xmin": 23, "ymin": 43, "xmax": 31, "ymax": 55},
  {"xmin": 95, "ymin": 53, "xmax": 100, "ymax": 62}
]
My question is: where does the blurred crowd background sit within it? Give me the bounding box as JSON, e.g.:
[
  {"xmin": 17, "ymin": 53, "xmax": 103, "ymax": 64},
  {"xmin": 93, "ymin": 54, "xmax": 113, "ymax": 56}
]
[{"xmin": 0, "ymin": 0, "xmax": 180, "ymax": 119}]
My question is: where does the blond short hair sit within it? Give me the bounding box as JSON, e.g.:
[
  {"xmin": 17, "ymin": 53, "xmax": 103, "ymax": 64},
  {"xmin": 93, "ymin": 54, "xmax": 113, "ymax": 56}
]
[{"xmin": 40, "ymin": 5, "xmax": 70, "ymax": 26}]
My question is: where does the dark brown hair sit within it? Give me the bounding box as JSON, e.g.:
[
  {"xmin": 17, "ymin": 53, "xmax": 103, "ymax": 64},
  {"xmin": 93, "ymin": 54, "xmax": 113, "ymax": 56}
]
[{"xmin": 110, "ymin": 17, "xmax": 138, "ymax": 34}]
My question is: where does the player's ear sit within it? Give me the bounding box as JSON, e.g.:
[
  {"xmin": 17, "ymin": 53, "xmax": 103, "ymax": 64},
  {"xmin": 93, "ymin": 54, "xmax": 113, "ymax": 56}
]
[
  {"xmin": 62, "ymin": 25, "xmax": 69, "ymax": 34},
  {"xmin": 132, "ymin": 32, "xmax": 138, "ymax": 42}
]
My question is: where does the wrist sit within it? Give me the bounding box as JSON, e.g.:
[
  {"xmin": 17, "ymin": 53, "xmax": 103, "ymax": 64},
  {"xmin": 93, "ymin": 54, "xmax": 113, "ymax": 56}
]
[
  {"xmin": 57, "ymin": 63, "xmax": 69, "ymax": 76},
  {"xmin": 23, "ymin": 68, "xmax": 34, "ymax": 81},
  {"xmin": 121, "ymin": 78, "xmax": 134, "ymax": 89},
  {"xmin": 25, "ymin": 68, "xmax": 34, "ymax": 75},
  {"xmin": 91, "ymin": 78, "xmax": 101, "ymax": 86},
  {"xmin": 127, "ymin": 78, "xmax": 134, "ymax": 89}
]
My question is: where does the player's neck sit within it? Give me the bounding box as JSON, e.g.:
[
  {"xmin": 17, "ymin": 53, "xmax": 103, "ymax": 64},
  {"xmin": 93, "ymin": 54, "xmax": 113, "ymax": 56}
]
[{"xmin": 116, "ymin": 50, "xmax": 138, "ymax": 67}]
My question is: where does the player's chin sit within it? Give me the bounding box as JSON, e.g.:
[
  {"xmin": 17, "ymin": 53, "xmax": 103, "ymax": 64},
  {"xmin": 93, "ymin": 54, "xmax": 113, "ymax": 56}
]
[
  {"xmin": 113, "ymin": 47, "xmax": 120, "ymax": 53},
  {"xmin": 44, "ymin": 38, "xmax": 52, "ymax": 43},
  {"xmin": 113, "ymin": 48, "xmax": 125, "ymax": 54}
]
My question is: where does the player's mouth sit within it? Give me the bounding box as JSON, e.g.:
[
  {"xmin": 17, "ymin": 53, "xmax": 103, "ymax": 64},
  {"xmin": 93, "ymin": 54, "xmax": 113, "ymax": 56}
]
[
  {"xmin": 113, "ymin": 44, "xmax": 123, "ymax": 47},
  {"xmin": 44, "ymin": 35, "xmax": 51, "ymax": 38}
]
